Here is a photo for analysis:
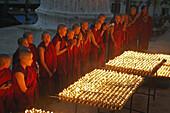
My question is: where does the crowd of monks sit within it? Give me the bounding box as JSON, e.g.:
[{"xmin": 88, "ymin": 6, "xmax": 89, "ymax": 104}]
[{"xmin": 0, "ymin": 6, "xmax": 152, "ymax": 112}]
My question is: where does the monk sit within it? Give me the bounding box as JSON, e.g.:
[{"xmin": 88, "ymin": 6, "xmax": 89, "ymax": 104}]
[
  {"xmin": 0, "ymin": 54, "xmax": 15, "ymax": 113},
  {"xmin": 65, "ymin": 29, "xmax": 77, "ymax": 85},
  {"xmin": 108, "ymin": 15, "xmax": 124, "ymax": 61},
  {"xmin": 80, "ymin": 21, "xmax": 92, "ymax": 73},
  {"xmin": 13, "ymin": 50, "xmax": 38, "ymax": 111},
  {"xmin": 38, "ymin": 32, "xmax": 57, "ymax": 100},
  {"xmin": 126, "ymin": 7, "xmax": 141, "ymax": 51},
  {"xmin": 52, "ymin": 24, "xmax": 68, "ymax": 89},
  {"xmin": 90, "ymin": 21, "xmax": 104, "ymax": 69},
  {"xmin": 138, "ymin": 6, "xmax": 152, "ymax": 51},
  {"xmin": 73, "ymin": 24, "xmax": 85, "ymax": 79},
  {"xmin": 12, "ymin": 37, "xmax": 29, "ymax": 70},
  {"xmin": 23, "ymin": 32, "xmax": 38, "ymax": 70},
  {"xmin": 98, "ymin": 14, "xmax": 109, "ymax": 66}
]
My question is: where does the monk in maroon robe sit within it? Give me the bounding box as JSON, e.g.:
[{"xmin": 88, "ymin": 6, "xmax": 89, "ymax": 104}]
[
  {"xmin": 23, "ymin": 32, "xmax": 38, "ymax": 70},
  {"xmin": 13, "ymin": 50, "xmax": 38, "ymax": 111},
  {"xmin": 125, "ymin": 8, "xmax": 140, "ymax": 51},
  {"xmin": 12, "ymin": 37, "xmax": 29, "ymax": 71},
  {"xmin": 91, "ymin": 21, "xmax": 104, "ymax": 69},
  {"xmin": 72, "ymin": 24, "xmax": 83, "ymax": 80},
  {"xmin": 80, "ymin": 21, "xmax": 92, "ymax": 73},
  {"xmin": 108, "ymin": 15, "xmax": 123, "ymax": 61},
  {"xmin": 65, "ymin": 29, "xmax": 77, "ymax": 85},
  {"xmin": 0, "ymin": 54, "xmax": 15, "ymax": 113},
  {"xmin": 38, "ymin": 32, "xmax": 57, "ymax": 101},
  {"xmin": 52, "ymin": 24, "xmax": 68, "ymax": 89},
  {"xmin": 138, "ymin": 6, "xmax": 152, "ymax": 51},
  {"xmin": 98, "ymin": 14, "xmax": 109, "ymax": 66}
]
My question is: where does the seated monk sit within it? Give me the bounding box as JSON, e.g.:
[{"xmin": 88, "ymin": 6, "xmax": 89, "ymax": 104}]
[
  {"xmin": 0, "ymin": 54, "xmax": 15, "ymax": 113},
  {"xmin": 13, "ymin": 50, "xmax": 38, "ymax": 111}
]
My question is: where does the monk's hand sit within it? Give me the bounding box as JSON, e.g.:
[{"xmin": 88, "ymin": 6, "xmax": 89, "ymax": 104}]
[
  {"xmin": 48, "ymin": 71, "xmax": 53, "ymax": 77},
  {"xmin": 0, "ymin": 84, "xmax": 11, "ymax": 90},
  {"xmin": 53, "ymin": 68, "xmax": 56, "ymax": 73},
  {"xmin": 136, "ymin": 13, "xmax": 141, "ymax": 18},
  {"xmin": 103, "ymin": 25, "xmax": 108, "ymax": 31}
]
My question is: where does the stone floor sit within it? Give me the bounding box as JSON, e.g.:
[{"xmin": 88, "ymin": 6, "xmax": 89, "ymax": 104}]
[{"xmin": 0, "ymin": 25, "xmax": 170, "ymax": 113}]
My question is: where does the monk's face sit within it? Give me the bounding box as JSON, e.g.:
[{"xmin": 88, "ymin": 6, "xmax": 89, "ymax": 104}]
[
  {"xmin": 22, "ymin": 39, "xmax": 29, "ymax": 47},
  {"xmin": 115, "ymin": 16, "xmax": 121, "ymax": 24},
  {"xmin": 4, "ymin": 59, "xmax": 11, "ymax": 68},
  {"xmin": 98, "ymin": 16, "xmax": 106, "ymax": 24},
  {"xmin": 23, "ymin": 53, "xmax": 33, "ymax": 66},
  {"xmin": 27, "ymin": 34, "xmax": 33, "ymax": 44},
  {"xmin": 142, "ymin": 7, "xmax": 148, "ymax": 14},
  {"xmin": 42, "ymin": 33, "xmax": 51, "ymax": 44},
  {"xmin": 59, "ymin": 27, "xmax": 67, "ymax": 37},
  {"xmin": 95, "ymin": 23, "xmax": 102, "ymax": 30},
  {"xmin": 67, "ymin": 31, "xmax": 75, "ymax": 40},
  {"xmin": 131, "ymin": 8, "xmax": 136, "ymax": 16},
  {"xmin": 81, "ymin": 22, "xmax": 88, "ymax": 31},
  {"xmin": 74, "ymin": 27, "xmax": 80, "ymax": 35}
]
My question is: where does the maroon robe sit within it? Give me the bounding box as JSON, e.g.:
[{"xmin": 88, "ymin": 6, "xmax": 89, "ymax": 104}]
[
  {"xmin": 80, "ymin": 29, "xmax": 92, "ymax": 73},
  {"xmin": 101, "ymin": 24, "xmax": 108, "ymax": 67},
  {"xmin": 0, "ymin": 68, "xmax": 15, "ymax": 113},
  {"xmin": 38, "ymin": 42, "xmax": 57, "ymax": 77},
  {"xmin": 138, "ymin": 13, "xmax": 152, "ymax": 51},
  {"xmin": 107, "ymin": 22, "xmax": 123, "ymax": 60},
  {"xmin": 91, "ymin": 28, "xmax": 104, "ymax": 68},
  {"xmin": 13, "ymin": 64, "xmax": 38, "ymax": 111},
  {"xmin": 28, "ymin": 43, "xmax": 38, "ymax": 69},
  {"xmin": 65, "ymin": 38, "xmax": 73, "ymax": 84},
  {"xmin": 73, "ymin": 36, "xmax": 81, "ymax": 80},
  {"xmin": 126, "ymin": 15, "xmax": 139, "ymax": 51}
]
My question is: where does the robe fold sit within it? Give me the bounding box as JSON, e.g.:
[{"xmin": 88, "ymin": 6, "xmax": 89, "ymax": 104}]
[{"xmin": 38, "ymin": 42, "xmax": 57, "ymax": 77}]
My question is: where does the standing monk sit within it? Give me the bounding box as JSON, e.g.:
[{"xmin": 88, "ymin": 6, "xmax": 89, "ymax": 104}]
[
  {"xmin": 13, "ymin": 50, "xmax": 38, "ymax": 111},
  {"xmin": 0, "ymin": 54, "xmax": 15, "ymax": 113},
  {"xmin": 23, "ymin": 32, "xmax": 38, "ymax": 71},
  {"xmin": 73, "ymin": 24, "xmax": 85, "ymax": 79},
  {"xmin": 12, "ymin": 37, "xmax": 29, "ymax": 70},
  {"xmin": 126, "ymin": 7, "xmax": 141, "ymax": 51},
  {"xmin": 108, "ymin": 15, "xmax": 123, "ymax": 61},
  {"xmin": 90, "ymin": 21, "xmax": 104, "ymax": 69},
  {"xmin": 52, "ymin": 24, "xmax": 68, "ymax": 89},
  {"xmin": 80, "ymin": 21, "xmax": 92, "ymax": 73},
  {"xmin": 98, "ymin": 14, "xmax": 109, "ymax": 66},
  {"xmin": 38, "ymin": 32, "xmax": 57, "ymax": 101},
  {"xmin": 65, "ymin": 29, "xmax": 77, "ymax": 85},
  {"xmin": 138, "ymin": 6, "xmax": 152, "ymax": 51}
]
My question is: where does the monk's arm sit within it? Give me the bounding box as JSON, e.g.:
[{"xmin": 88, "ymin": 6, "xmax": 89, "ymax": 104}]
[
  {"xmin": 55, "ymin": 41, "xmax": 67, "ymax": 56},
  {"xmin": 110, "ymin": 27, "xmax": 115, "ymax": 43},
  {"xmin": 91, "ymin": 33, "xmax": 100, "ymax": 48},
  {"xmin": 15, "ymin": 72, "xmax": 27, "ymax": 93},
  {"xmin": 39, "ymin": 47, "xmax": 52, "ymax": 76}
]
